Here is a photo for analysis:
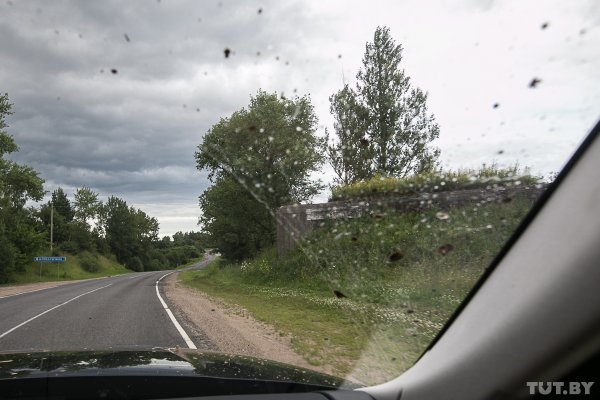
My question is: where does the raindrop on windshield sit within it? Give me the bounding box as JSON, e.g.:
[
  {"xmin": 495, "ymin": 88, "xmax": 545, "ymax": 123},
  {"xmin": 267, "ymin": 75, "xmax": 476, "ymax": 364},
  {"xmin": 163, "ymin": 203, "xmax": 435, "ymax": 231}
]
[{"xmin": 435, "ymin": 212, "xmax": 449, "ymax": 220}]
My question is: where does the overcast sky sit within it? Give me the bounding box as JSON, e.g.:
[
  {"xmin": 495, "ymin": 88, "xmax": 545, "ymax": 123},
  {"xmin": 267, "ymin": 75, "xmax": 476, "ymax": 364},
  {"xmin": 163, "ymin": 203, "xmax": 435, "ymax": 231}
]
[{"xmin": 1, "ymin": 0, "xmax": 598, "ymax": 237}]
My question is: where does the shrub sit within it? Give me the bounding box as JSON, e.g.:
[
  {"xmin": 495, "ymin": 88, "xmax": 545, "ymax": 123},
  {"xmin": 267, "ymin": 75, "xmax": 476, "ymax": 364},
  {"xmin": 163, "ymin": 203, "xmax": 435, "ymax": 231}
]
[
  {"xmin": 59, "ymin": 241, "xmax": 78, "ymax": 254},
  {"xmin": 127, "ymin": 256, "xmax": 144, "ymax": 272},
  {"xmin": 79, "ymin": 251, "xmax": 100, "ymax": 273}
]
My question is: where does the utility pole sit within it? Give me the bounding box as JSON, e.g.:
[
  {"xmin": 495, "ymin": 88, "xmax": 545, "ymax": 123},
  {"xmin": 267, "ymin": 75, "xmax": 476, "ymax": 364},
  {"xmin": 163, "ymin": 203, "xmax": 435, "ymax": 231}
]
[{"xmin": 50, "ymin": 201, "xmax": 54, "ymax": 254}]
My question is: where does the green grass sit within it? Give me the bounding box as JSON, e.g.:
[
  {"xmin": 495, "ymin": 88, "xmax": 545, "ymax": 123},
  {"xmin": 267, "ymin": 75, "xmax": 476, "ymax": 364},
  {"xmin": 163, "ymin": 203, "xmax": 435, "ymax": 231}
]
[
  {"xmin": 330, "ymin": 164, "xmax": 541, "ymax": 201},
  {"xmin": 7, "ymin": 253, "xmax": 130, "ymax": 285},
  {"xmin": 180, "ymin": 195, "xmax": 536, "ymax": 384}
]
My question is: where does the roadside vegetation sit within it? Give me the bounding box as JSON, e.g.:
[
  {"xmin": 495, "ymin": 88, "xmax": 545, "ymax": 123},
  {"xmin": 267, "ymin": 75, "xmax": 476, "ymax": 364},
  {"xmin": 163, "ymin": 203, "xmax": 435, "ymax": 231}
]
[
  {"xmin": 0, "ymin": 93, "xmax": 207, "ymax": 283},
  {"xmin": 187, "ymin": 25, "xmax": 547, "ymax": 384},
  {"xmin": 6, "ymin": 252, "xmax": 130, "ymax": 285},
  {"xmin": 181, "ymin": 195, "xmax": 535, "ymax": 384}
]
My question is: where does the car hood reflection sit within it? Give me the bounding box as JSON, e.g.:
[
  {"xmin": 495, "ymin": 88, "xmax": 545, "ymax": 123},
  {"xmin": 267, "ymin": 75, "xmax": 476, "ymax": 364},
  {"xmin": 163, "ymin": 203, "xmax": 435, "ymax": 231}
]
[{"xmin": 0, "ymin": 349, "xmax": 357, "ymax": 389}]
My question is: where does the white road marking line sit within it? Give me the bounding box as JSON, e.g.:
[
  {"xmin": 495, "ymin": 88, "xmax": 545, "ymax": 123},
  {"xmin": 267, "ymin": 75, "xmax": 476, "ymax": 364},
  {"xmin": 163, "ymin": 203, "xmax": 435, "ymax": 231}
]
[
  {"xmin": 155, "ymin": 272, "xmax": 197, "ymax": 349},
  {"xmin": 0, "ymin": 283, "xmax": 112, "ymax": 340}
]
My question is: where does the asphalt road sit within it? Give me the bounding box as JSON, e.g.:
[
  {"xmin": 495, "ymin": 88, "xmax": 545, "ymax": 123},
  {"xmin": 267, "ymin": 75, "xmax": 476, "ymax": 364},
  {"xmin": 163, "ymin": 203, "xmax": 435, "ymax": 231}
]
[{"xmin": 0, "ymin": 259, "xmax": 212, "ymax": 353}]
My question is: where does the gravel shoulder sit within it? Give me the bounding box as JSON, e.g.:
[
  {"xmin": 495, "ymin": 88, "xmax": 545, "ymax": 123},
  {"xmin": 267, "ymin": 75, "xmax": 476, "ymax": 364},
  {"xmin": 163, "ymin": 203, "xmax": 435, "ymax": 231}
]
[{"xmin": 163, "ymin": 273, "xmax": 319, "ymax": 371}]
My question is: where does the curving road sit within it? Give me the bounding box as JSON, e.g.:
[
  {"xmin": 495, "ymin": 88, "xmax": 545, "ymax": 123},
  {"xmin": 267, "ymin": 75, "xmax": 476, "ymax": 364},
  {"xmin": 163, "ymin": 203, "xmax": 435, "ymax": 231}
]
[{"xmin": 0, "ymin": 258, "xmax": 212, "ymax": 353}]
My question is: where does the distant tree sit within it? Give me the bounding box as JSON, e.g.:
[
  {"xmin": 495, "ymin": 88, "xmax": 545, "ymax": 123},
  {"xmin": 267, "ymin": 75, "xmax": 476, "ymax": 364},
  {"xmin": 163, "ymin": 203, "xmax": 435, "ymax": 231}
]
[
  {"xmin": 157, "ymin": 235, "xmax": 172, "ymax": 249},
  {"xmin": 102, "ymin": 196, "xmax": 159, "ymax": 270},
  {"xmin": 103, "ymin": 196, "xmax": 135, "ymax": 264},
  {"xmin": 73, "ymin": 186, "xmax": 101, "ymax": 224},
  {"xmin": 51, "ymin": 188, "xmax": 74, "ymax": 222},
  {"xmin": 39, "ymin": 202, "xmax": 69, "ymax": 244},
  {"xmin": 326, "ymin": 84, "xmax": 373, "ymax": 184},
  {"xmin": 172, "ymin": 231, "xmax": 185, "ymax": 246},
  {"xmin": 195, "ymin": 91, "xmax": 325, "ymax": 260},
  {"xmin": 329, "ymin": 26, "xmax": 440, "ymax": 179},
  {"xmin": 0, "ymin": 93, "xmax": 45, "ymax": 282},
  {"xmin": 69, "ymin": 220, "xmax": 94, "ymax": 251}
]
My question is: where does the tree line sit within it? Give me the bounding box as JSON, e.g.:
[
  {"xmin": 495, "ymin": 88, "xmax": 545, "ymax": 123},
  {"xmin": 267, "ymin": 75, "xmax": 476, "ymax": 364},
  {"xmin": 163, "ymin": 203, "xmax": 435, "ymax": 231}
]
[
  {"xmin": 196, "ymin": 26, "xmax": 440, "ymax": 261},
  {"xmin": 0, "ymin": 93, "xmax": 206, "ymax": 282}
]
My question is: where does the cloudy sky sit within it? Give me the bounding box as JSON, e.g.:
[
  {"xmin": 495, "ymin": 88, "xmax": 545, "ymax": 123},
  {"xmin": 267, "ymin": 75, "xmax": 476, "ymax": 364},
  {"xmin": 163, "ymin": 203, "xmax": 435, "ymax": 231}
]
[{"xmin": 1, "ymin": 0, "xmax": 598, "ymax": 237}]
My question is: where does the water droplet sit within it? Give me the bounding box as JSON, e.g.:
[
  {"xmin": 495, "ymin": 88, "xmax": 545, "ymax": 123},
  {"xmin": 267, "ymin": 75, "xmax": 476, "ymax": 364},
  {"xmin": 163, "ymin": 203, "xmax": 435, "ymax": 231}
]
[{"xmin": 435, "ymin": 212, "xmax": 449, "ymax": 220}]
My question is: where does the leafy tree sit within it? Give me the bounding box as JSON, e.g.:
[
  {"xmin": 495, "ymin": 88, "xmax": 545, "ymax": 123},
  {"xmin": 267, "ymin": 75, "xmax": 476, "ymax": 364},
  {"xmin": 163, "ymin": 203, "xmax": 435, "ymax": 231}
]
[
  {"xmin": 326, "ymin": 84, "xmax": 373, "ymax": 184},
  {"xmin": 330, "ymin": 26, "xmax": 440, "ymax": 179},
  {"xmin": 51, "ymin": 188, "xmax": 74, "ymax": 222},
  {"xmin": 0, "ymin": 93, "xmax": 45, "ymax": 282},
  {"xmin": 199, "ymin": 176, "xmax": 274, "ymax": 261},
  {"xmin": 39, "ymin": 202, "xmax": 69, "ymax": 244},
  {"xmin": 73, "ymin": 186, "xmax": 101, "ymax": 224},
  {"xmin": 127, "ymin": 256, "xmax": 144, "ymax": 272},
  {"xmin": 172, "ymin": 231, "xmax": 185, "ymax": 246},
  {"xmin": 103, "ymin": 196, "xmax": 135, "ymax": 264},
  {"xmin": 195, "ymin": 91, "xmax": 325, "ymax": 260},
  {"xmin": 196, "ymin": 91, "xmax": 325, "ymax": 208},
  {"xmin": 68, "ymin": 220, "xmax": 95, "ymax": 251},
  {"xmin": 102, "ymin": 196, "xmax": 159, "ymax": 270}
]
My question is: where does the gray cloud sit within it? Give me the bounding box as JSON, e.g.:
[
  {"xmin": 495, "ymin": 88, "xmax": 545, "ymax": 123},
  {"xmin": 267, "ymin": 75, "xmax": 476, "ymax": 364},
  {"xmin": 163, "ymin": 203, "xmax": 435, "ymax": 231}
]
[{"xmin": 1, "ymin": 0, "xmax": 599, "ymax": 236}]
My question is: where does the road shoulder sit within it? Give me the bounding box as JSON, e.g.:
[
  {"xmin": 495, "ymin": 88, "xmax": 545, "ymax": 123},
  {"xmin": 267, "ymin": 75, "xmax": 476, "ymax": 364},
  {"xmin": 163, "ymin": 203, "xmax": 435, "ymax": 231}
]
[
  {"xmin": 162, "ymin": 273, "xmax": 318, "ymax": 371},
  {"xmin": 0, "ymin": 280, "xmax": 99, "ymax": 298}
]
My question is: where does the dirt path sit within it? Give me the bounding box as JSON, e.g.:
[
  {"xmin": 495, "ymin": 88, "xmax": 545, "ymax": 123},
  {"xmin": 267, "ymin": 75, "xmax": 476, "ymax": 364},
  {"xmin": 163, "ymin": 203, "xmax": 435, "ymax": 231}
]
[{"xmin": 163, "ymin": 273, "xmax": 322, "ymax": 372}]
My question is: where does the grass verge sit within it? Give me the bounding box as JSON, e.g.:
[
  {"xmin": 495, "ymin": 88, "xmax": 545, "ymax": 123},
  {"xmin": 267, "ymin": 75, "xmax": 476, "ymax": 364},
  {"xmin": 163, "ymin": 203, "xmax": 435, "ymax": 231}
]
[{"xmin": 6, "ymin": 253, "xmax": 130, "ymax": 285}]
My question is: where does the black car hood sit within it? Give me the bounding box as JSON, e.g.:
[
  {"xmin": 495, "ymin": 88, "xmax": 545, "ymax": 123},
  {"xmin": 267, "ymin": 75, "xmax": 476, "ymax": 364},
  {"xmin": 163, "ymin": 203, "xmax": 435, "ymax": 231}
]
[{"xmin": 0, "ymin": 349, "xmax": 357, "ymax": 388}]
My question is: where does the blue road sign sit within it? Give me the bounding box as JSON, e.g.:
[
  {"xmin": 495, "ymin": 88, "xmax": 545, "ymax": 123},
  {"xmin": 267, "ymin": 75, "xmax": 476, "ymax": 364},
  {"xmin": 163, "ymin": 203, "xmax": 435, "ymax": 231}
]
[{"xmin": 34, "ymin": 256, "xmax": 66, "ymax": 262}]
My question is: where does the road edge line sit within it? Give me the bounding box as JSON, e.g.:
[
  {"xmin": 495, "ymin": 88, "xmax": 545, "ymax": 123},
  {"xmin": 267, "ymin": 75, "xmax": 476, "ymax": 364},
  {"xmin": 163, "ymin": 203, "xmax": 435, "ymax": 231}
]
[
  {"xmin": 156, "ymin": 272, "xmax": 197, "ymax": 349},
  {"xmin": 0, "ymin": 283, "xmax": 112, "ymax": 340}
]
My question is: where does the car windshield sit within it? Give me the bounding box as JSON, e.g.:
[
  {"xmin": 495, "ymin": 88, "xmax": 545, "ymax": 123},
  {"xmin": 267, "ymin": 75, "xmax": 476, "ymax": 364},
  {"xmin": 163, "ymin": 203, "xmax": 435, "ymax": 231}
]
[{"xmin": 0, "ymin": 0, "xmax": 598, "ymax": 388}]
